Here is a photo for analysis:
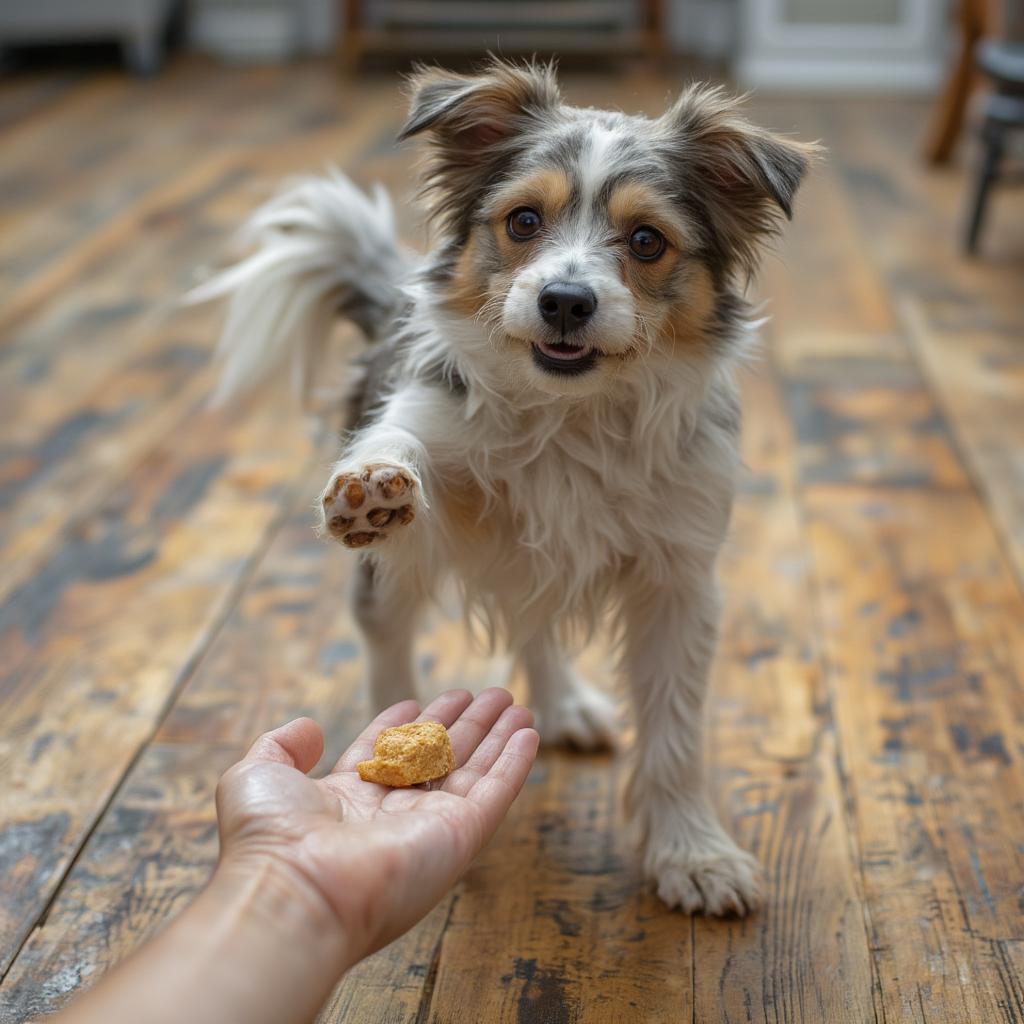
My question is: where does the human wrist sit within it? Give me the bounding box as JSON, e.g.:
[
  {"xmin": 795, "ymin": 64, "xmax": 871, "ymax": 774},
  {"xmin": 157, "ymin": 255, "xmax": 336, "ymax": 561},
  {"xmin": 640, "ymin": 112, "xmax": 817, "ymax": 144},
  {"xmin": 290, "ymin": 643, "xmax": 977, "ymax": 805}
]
[{"xmin": 207, "ymin": 850, "xmax": 358, "ymax": 976}]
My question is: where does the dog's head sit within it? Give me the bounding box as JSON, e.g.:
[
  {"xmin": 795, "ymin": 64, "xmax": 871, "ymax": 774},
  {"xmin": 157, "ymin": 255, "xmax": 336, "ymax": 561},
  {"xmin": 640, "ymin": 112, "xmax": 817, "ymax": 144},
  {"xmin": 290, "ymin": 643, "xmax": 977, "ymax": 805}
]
[{"xmin": 400, "ymin": 60, "xmax": 816, "ymax": 398}]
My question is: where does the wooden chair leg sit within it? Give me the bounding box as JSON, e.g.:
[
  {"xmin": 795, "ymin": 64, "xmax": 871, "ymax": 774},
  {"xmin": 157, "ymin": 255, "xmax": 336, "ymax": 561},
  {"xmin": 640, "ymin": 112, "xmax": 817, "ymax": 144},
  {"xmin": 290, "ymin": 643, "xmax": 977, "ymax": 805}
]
[
  {"xmin": 964, "ymin": 120, "xmax": 1005, "ymax": 253},
  {"xmin": 338, "ymin": 0, "xmax": 362, "ymax": 76},
  {"xmin": 923, "ymin": 0, "xmax": 988, "ymax": 165},
  {"xmin": 642, "ymin": 0, "xmax": 668, "ymax": 69}
]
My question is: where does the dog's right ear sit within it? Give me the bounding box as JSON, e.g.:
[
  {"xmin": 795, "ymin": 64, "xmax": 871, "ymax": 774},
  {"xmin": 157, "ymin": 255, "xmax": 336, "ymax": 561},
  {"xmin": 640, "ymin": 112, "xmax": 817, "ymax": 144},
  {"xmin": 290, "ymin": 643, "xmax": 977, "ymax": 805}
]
[
  {"xmin": 399, "ymin": 60, "xmax": 560, "ymax": 236},
  {"xmin": 399, "ymin": 59, "xmax": 560, "ymax": 147}
]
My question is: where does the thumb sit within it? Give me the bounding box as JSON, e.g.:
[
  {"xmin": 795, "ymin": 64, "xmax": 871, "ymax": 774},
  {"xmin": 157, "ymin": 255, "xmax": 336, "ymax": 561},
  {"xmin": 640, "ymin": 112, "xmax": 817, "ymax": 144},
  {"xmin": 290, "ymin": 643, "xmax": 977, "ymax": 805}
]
[{"xmin": 242, "ymin": 717, "xmax": 325, "ymax": 774}]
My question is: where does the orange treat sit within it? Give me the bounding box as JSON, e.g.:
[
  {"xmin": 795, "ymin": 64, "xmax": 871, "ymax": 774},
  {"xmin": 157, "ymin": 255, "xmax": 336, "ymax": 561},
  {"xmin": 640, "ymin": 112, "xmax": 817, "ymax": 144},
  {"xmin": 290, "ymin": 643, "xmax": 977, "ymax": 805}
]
[{"xmin": 357, "ymin": 721, "xmax": 455, "ymax": 787}]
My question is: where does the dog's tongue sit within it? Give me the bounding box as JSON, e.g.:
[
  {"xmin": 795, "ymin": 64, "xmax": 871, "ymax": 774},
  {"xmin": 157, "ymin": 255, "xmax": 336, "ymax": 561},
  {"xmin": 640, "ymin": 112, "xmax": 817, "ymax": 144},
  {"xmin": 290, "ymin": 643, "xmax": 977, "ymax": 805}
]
[{"xmin": 537, "ymin": 339, "xmax": 592, "ymax": 361}]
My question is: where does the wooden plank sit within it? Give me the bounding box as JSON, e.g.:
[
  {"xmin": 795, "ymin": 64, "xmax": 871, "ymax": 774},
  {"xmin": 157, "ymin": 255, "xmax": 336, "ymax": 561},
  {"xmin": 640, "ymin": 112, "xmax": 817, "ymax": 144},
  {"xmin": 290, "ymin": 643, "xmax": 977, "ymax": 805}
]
[
  {"xmin": 899, "ymin": 297, "xmax": 1024, "ymax": 588},
  {"xmin": 0, "ymin": 88, "xmax": 398, "ymax": 605},
  {"xmin": 423, "ymin": 749, "xmax": 696, "ymax": 1023},
  {"xmin": 755, "ymin": 96, "xmax": 1024, "ymax": 1020},
  {"xmin": 692, "ymin": 360, "xmax": 875, "ymax": 1023},
  {"xmin": 745, "ymin": 96, "xmax": 901, "ymax": 356},
  {"xmin": 0, "ymin": 61, "xmax": 394, "ymax": 324},
  {"xmin": 0, "ymin": 149, "xmax": 247, "ymax": 410},
  {"xmin": 0, "ymin": 71, "xmax": 83, "ymax": 133},
  {"xmin": 809, "ymin": 99, "xmax": 1024, "ymax": 591},
  {"xmin": 0, "ymin": 76, "xmax": 131, "ymax": 218},
  {"xmin": 803, "ymin": 484, "xmax": 1024, "ymax": 1023},
  {"xmin": 0, "ymin": 148, "xmax": 245, "ymax": 336},
  {"xmin": 0, "ymin": 392, "xmax": 314, "ymax": 979},
  {"xmin": 0, "ymin": 348, "xmax": 215, "ymax": 603},
  {"xmin": 0, "ymin": 157, "xmax": 252, "ymax": 604}
]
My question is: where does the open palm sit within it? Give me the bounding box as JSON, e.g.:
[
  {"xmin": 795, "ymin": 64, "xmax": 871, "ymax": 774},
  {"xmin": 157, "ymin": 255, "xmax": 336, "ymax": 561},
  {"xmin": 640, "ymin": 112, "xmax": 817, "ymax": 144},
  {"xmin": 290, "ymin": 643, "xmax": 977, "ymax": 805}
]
[{"xmin": 215, "ymin": 689, "xmax": 537, "ymax": 959}]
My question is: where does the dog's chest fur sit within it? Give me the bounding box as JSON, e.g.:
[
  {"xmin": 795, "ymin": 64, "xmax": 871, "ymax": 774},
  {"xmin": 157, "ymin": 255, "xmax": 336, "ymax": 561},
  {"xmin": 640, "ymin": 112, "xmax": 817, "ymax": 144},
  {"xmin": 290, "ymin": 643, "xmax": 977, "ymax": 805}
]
[{"xmin": 429, "ymin": 366, "xmax": 742, "ymax": 642}]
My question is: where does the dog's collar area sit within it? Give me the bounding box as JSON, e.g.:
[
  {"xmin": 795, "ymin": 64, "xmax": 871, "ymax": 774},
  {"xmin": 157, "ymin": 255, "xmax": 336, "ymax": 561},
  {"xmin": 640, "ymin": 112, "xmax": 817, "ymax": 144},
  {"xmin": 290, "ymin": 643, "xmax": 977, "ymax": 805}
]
[{"xmin": 531, "ymin": 342, "xmax": 599, "ymax": 376}]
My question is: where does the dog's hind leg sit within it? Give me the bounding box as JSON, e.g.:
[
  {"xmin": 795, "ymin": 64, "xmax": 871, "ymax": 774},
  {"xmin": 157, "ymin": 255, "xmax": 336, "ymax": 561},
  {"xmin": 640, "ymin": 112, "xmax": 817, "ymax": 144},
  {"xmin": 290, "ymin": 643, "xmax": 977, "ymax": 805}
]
[
  {"xmin": 518, "ymin": 629, "xmax": 619, "ymax": 751},
  {"xmin": 351, "ymin": 557, "xmax": 424, "ymax": 712}
]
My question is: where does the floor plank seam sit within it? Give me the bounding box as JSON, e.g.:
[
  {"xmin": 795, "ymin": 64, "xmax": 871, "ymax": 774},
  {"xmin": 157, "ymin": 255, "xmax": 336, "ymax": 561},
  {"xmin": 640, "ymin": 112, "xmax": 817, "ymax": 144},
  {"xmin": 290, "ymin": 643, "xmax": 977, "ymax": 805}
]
[
  {"xmin": 412, "ymin": 892, "xmax": 460, "ymax": 1024},
  {"xmin": 763, "ymin": 347, "xmax": 890, "ymax": 1024},
  {"xmin": 897, "ymin": 296, "xmax": 1024, "ymax": 605}
]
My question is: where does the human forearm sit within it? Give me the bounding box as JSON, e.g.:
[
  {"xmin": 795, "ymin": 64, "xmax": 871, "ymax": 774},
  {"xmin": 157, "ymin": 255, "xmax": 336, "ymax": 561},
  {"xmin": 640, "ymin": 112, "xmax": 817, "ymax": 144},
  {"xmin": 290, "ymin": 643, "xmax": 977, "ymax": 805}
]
[{"xmin": 56, "ymin": 858, "xmax": 352, "ymax": 1024}]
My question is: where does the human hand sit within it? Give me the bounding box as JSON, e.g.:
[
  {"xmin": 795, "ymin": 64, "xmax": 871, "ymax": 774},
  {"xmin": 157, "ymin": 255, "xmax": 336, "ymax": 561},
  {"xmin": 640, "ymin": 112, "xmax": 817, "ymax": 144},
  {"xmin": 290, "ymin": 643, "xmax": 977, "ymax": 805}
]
[{"xmin": 214, "ymin": 688, "xmax": 537, "ymax": 966}]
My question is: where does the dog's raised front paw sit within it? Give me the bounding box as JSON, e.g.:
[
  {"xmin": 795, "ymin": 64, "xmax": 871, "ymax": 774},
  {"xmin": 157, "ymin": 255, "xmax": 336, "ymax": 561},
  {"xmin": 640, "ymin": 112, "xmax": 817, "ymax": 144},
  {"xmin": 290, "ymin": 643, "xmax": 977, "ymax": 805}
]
[
  {"xmin": 320, "ymin": 462, "xmax": 419, "ymax": 548},
  {"xmin": 534, "ymin": 681, "xmax": 619, "ymax": 751},
  {"xmin": 647, "ymin": 835, "xmax": 762, "ymax": 916}
]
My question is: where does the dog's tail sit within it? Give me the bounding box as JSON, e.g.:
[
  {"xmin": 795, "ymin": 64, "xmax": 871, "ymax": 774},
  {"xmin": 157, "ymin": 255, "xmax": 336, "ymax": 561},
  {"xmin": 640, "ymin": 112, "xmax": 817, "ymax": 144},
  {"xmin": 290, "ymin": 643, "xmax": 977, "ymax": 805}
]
[{"xmin": 188, "ymin": 170, "xmax": 410, "ymax": 405}]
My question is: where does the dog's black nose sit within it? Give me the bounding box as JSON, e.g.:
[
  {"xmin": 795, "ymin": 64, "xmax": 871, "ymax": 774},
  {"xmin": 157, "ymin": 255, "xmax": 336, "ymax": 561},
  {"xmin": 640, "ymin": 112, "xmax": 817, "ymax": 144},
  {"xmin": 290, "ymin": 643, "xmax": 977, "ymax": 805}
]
[{"xmin": 537, "ymin": 282, "xmax": 597, "ymax": 333}]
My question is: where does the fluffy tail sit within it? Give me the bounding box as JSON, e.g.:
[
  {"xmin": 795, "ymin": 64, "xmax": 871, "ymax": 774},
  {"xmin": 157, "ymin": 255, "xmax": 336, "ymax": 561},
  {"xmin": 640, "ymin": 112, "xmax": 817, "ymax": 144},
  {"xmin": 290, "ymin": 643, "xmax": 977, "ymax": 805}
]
[{"xmin": 188, "ymin": 170, "xmax": 410, "ymax": 405}]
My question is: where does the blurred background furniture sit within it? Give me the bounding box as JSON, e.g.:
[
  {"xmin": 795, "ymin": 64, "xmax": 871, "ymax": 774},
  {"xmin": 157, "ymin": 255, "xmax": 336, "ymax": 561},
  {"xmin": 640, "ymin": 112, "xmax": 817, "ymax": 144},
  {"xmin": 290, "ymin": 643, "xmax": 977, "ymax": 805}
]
[
  {"xmin": 338, "ymin": 0, "xmax": 666, "ymax": 71},
  {"xmin": 0, "ymin": 0, "xmax": 176, "ymax": 74},
  {"xmin": 736, "ymin": 0, "xmax": 945, "ymax": 92},
  {"xmin": 189, "ymin": 0, "xmax": 337, "ymax": 61},
  {"xmin": 923, "ymin": 0, "xmax": 992, "ymax": 163},
  {"xmin": 964, "ymin": 37, "xmax": 1024, "ymax": 251}
]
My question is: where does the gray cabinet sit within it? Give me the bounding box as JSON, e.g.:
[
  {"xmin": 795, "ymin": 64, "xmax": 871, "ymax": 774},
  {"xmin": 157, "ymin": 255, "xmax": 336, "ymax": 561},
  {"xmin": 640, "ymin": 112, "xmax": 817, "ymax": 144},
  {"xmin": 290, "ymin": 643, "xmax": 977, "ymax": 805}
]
[{"xmin": 0, "ymin": 0, "xmax": 176, "ymax": 74}]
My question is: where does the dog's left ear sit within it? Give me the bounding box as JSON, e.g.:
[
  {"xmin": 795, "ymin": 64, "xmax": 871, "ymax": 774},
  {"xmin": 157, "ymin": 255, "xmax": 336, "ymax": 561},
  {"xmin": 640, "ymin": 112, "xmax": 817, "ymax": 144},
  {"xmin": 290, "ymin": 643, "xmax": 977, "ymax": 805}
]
[
  {"xmin": 399, "ymin": 59, "xmax": 560, "ymax": 237},
  {"xmin": 659, "ymin": 85, "xmax": 820, "ymax": 277}
]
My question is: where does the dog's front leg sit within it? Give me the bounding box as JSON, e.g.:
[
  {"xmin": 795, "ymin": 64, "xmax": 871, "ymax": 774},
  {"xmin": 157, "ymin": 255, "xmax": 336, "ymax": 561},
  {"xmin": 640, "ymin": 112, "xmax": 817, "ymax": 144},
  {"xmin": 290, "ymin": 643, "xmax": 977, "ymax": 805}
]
[
  {"xmin": 319, "ymin": 383, "xmax": 442, "ymax": 712},
  {"xmin": 621, "ymin": 568, "xmax": 761, "ymax": 916},
  {"xmin": 319, "ymin": 385, "xmax": 432, "ymax": 550}
]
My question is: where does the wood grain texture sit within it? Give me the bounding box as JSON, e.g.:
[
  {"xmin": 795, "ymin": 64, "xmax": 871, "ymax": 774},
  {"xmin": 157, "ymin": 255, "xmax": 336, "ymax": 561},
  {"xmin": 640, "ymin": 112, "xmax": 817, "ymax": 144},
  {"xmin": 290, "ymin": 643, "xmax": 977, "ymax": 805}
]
[
  {"xmin": 755, "ymin": 94, "xmax": 1024, "ymax": 1024},
  {"xmin": 2, "ymin": 58, "xmax": 1024, "ymax": 1023},
  {"xmin": 692, "ymin": 361, "xmax": 876, "ymax": 1024},
  {"xmin": 0, "ymin": 62, "xmax": 400, "ymax": 983},
  {"xmin": 805, "ymin": 485, "xmax": 1024, "ymax": 1023},
  {"xmin": 0, "ymin": 463, "xmax": 468, "ymax": 1022},
  {"xmin": 0, "ymin": 395, "xmax": 315, "ymax": 977}
]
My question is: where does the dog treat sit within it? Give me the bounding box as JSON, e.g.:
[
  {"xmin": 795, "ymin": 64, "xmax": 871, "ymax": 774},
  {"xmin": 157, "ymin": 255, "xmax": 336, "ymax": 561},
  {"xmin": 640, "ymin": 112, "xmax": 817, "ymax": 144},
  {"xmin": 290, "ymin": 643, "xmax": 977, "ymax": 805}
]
[{"xmin": 357, "ymin": 721, "xmax": 454, "ymax": 787}]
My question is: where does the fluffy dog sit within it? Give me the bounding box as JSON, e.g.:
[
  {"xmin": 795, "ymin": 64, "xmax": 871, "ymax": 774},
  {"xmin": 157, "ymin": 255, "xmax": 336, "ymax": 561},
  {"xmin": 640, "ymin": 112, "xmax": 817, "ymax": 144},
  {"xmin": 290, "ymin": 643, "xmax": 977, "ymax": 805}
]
[{"xmin": 193, "ymin": 60, "xmax": 814, "ymax": 915}]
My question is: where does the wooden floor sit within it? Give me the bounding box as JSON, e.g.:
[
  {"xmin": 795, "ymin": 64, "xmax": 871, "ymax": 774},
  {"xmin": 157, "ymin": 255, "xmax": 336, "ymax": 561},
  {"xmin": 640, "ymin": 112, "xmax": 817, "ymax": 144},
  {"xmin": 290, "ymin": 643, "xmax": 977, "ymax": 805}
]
[{"xmin": 1, "ymin": 57, "xmax": 1023, "ymax": 1023}]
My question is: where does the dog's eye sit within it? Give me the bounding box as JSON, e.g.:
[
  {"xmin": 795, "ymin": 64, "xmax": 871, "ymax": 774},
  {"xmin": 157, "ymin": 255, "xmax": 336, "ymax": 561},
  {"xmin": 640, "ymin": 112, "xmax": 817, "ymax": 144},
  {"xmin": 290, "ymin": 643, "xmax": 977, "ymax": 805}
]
[
  {"xmin": 628, "ymin": 226, "xmax": 665, "ymax": 261},
  {"xmin": 507, "ymin": 207, "xmax": 542, "ymax": 240}
]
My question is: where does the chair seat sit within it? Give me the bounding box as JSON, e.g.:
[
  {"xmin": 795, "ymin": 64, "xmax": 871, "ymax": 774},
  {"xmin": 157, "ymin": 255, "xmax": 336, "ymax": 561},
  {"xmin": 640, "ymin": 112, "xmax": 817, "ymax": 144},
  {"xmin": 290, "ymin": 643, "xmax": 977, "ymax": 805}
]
[
  {"xmin": 976, "ymin": 40, "xmax": 1024, "ymax": 92},
  {"xmin": 987, "ymin": 92, "xmax": 1024, "ymax": 126}
]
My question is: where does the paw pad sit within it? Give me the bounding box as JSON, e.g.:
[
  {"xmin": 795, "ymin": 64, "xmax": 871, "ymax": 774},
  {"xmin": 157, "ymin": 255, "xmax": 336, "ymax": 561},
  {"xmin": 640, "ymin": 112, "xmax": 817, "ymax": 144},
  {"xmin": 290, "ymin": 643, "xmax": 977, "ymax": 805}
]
[{"xmin": 321, "ymin": 464, "xmax": 418, "ymax": 549}]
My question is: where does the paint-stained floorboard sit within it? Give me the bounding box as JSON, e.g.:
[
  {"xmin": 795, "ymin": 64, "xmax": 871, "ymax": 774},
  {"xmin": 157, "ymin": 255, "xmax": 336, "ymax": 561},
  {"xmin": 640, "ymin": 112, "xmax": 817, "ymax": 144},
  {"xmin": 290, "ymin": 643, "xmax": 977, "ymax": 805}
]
[{"xmin": 0, "ymin": 58, "xmax": 1022, "ymax": 1023}]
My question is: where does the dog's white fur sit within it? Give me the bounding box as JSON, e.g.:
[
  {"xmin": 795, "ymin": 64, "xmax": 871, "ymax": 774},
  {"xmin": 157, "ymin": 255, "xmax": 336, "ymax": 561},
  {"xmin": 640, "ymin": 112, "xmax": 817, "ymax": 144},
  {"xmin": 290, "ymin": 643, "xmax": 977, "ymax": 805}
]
[{"xmin": 193, "ymin": 67, "xmax": 813, "ymax": 915}]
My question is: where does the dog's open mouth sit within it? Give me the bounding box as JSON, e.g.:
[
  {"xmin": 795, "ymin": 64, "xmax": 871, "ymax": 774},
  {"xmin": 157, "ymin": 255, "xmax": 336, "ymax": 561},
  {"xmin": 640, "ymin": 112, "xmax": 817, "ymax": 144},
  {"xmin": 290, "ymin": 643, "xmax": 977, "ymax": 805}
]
[{"xmin": 531, "ymin": 340, "xmax": 599, "ymax": 376}]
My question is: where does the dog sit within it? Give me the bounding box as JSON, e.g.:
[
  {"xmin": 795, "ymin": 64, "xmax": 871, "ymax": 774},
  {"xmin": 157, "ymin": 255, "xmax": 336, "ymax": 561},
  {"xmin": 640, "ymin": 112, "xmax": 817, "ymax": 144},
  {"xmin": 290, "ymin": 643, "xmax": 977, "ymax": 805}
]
[{"xmin": 192, "ymin": 59, "xmax": 814, "ymax": 915}]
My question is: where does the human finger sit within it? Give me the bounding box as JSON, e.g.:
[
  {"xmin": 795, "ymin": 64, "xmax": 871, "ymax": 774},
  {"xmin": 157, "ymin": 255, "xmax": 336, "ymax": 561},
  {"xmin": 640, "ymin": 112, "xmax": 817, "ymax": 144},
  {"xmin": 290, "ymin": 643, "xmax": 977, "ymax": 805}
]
[
  {"xmin": 464, "ymin": 727, "xmax": 539, "ymax": 838},
  {"xmin": 442, "ymin": 704, "xmax": 534, "ymax": 796},
  {"xmin": 416, "ymin": 688, "xmax": 475, "ymax": 731},
  {"xmin": 440, "ymin": 687, "xmax": 514, "ymax": 767}
]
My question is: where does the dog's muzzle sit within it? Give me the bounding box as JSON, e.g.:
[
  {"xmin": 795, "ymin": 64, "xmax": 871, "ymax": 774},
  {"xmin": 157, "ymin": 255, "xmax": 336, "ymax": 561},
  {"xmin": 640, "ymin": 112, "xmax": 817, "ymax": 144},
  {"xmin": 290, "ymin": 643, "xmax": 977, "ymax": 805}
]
[{"xmin": 533, "ymin": 281, "xmax": 600, "ymax": 375}]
